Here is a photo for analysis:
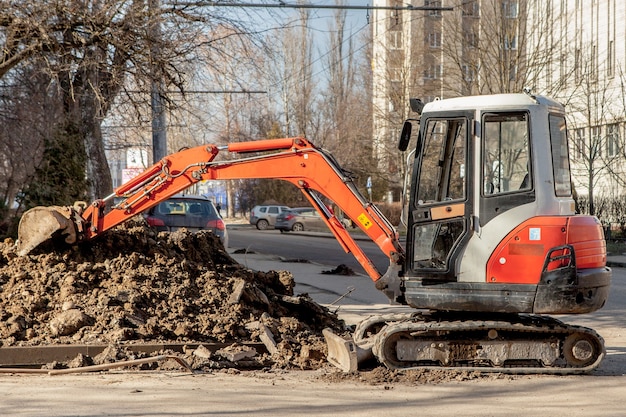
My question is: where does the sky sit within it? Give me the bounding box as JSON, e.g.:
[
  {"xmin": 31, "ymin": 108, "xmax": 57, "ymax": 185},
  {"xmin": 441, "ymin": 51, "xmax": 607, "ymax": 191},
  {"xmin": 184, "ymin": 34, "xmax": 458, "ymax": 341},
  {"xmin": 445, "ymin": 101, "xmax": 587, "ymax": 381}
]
[{"xmin": 210, "ymin": 0, "xmax": 372, "ymax": 79}]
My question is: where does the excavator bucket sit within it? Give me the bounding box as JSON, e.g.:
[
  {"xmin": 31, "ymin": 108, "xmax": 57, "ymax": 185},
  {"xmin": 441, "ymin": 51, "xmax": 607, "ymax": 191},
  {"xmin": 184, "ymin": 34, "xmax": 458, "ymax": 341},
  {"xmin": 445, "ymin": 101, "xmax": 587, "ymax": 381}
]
[
  {"xmin": 322, "ymin": 328, "xmax": 372, "ymax": 372},
  {"xmin": 16, "ymin": 206, "xmax": 80, "ymax": 256}
]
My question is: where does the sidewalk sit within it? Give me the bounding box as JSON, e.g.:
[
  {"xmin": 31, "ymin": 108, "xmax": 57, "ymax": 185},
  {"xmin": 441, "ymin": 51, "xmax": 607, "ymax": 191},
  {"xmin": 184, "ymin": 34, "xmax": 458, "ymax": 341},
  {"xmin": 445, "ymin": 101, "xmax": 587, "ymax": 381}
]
[{"xmin": 607, "ymin": 254, "xmax": 626, "ymax": 268}]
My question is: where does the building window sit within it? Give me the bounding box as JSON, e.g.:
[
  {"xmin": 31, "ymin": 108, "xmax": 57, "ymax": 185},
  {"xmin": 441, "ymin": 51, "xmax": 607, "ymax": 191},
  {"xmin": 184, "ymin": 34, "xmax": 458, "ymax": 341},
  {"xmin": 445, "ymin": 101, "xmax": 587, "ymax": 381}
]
[
  {"xmin": 606, "ymin": 123, "xmax": 619, "ymax": 157},
  {"xmin": 502, "ymin": 0, "xmax": 518, "ymax": 18},
  {"xmin": 591, "ymin": 125, "xmax": 602, "ymax": 157},
  {"xmin": 424, "ymin": 64, "xmax": 442, "ymax": 79},
  {"xmin": 559, "ymin": 53, "xmax": 568, "ymax": 87},
  {"xmin": 462, "ymin": 1, "xmax": 480, "ymax": 17},
  {"xmin": 465, "ymin": 31, "xmax": 479, "ymax": 48},
  {"xmin": 504, "ymin": 34, "xmax": 517, "ymax": 50},
  {"xmin": 462, "ymin": 64, "xmax": 475, "ymax": 81},
  {"xmin": 508, "ymin": 63, "xmax": 517, "ymax": 81},
  {"xmin": 591, "ymin": 44, "xmax": 597, "ymax": 79},
  {"xmin": 389, "ymin": 67, "xmax": 402, "ymax": 82},
  {"xmin": 426, "ymin": 0, "xmax": 442, "ymax": 17},
  {"xmin": 428, "ymin": 32, "xmax": 441, "ymax": 48},
  {"xmin": 389, "ymin": 31, "xmax": 402, "ymax": 50},
  {"xmin": 545, "ymin": 60, "xmax": 552, "ymax": 86},
  {"xmin": 573, "ymin": 128, "xmax": 585, "ymax": 160},
  {"xmin": 607, "ymin": 40, "xmax": 615, "ymax": 78}
]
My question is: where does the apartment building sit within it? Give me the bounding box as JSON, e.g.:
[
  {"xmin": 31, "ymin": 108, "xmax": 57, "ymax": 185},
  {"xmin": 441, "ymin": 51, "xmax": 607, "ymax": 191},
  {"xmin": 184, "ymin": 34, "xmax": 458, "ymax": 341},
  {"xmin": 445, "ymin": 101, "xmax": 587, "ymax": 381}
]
[
  {"xmin": 371, "ymin": 0, "xmax": 524, "ymax": 200},
  {"xmin": 372, "ymin": 0, "xmax": 626, "ymax": 209},
  {"xmin": 528, "ymin": 0, "xmax": 626, "ymax": 208}
]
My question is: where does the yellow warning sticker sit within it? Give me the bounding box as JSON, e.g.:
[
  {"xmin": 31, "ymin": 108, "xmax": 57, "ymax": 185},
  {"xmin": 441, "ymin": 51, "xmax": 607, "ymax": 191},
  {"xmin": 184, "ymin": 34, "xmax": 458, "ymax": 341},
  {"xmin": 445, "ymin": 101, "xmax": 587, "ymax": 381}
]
[{"xmin": 357, "ymin": 213, "xmax": 373, "ymax": 229}]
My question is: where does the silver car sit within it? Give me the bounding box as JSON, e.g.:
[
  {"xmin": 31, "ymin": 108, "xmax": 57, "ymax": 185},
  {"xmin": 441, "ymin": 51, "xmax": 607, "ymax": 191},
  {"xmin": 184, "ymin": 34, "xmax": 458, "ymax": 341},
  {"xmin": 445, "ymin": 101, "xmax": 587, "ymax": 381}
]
[
  {"xmin": 274, "ymin": 207, "xmax": 327, "ymax": 232},
  {"xmin": 249, "ymin": 205, "xmax": 291, "ymax": 230}
]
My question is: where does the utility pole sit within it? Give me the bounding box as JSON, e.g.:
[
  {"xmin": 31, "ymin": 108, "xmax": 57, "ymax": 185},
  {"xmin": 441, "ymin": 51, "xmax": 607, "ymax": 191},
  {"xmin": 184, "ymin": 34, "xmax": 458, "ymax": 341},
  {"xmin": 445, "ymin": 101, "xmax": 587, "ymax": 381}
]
[{"xmin": 149, "ymin": 0, "xmax": 167, "ymax": 163}]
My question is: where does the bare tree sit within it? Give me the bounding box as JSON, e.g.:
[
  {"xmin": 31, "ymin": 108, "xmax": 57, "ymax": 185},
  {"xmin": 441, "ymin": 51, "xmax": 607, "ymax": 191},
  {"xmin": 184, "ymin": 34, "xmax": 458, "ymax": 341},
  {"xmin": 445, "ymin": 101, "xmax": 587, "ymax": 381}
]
[
  {"xmin": 318, "ymin": 8, "xmax": 375, "ymax": 197},
  {"xmin": 0, "ymin": 0, "xmax": 266, "ymax": 206},
  {"xmin": 259, "ymin": 10, "xmax": 318, "ymax": 139},
  {"xmin": 564, "ymin": 61, "xmax": 626, "ymax": 216},
  {"xmin": 440, "ymin": 0, "xmax": 564, "ymax": 97},
  {"xmin": 284, "ymin": 10, "xmax": 316, "ymax": 138},
  {"xmin": 0, "ymin": 65, "xmax": 63, "ymax": 221}
]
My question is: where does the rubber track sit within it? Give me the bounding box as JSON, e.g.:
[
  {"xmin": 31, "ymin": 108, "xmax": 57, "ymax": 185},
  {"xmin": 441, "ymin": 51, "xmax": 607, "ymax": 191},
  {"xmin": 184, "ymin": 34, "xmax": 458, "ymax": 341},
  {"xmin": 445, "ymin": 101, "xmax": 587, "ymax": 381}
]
[{"xmin": 371, "ymin": 314, "xmax": 605, "ymax": 375}]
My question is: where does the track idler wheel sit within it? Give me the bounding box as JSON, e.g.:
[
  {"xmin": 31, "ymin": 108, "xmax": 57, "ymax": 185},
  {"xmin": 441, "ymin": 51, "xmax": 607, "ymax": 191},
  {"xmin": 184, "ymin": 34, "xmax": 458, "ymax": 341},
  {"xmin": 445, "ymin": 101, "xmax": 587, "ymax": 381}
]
[{"xmin": 562, "ymin": 332, "xmax": 604, "ymax": 367}]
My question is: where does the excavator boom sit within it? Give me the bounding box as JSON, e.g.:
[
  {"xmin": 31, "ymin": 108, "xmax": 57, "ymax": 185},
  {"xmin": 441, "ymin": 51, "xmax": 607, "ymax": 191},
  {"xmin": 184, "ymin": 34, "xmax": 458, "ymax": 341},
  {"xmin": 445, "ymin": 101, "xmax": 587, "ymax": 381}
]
[{"xmin": 18, "ymin": 137, "xmax": 404, "ymax": 282}]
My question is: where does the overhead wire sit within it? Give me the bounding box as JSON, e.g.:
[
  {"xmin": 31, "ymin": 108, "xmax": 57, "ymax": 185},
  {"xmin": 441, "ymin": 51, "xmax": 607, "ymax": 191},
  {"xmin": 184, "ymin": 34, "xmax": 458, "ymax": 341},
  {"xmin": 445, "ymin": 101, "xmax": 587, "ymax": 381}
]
[{"xmin": 162, "ymin": 2, "xmax": 443, "ymax": 139}]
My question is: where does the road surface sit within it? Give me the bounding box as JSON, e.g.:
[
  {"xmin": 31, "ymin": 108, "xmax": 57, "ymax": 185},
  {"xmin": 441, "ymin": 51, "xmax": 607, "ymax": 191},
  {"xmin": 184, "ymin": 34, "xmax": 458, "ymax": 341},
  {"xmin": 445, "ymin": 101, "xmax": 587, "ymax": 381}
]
[{"xmin": 228, "ymin": 226, "xmax": 391, "ymax": 274}]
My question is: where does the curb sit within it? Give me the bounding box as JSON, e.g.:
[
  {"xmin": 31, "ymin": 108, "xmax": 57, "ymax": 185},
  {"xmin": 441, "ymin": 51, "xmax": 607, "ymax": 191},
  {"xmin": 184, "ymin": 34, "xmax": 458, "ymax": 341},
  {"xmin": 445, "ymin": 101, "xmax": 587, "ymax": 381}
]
[{"xmin": 607, "ymin": 260, "xmax": 626, "ymax": 268}]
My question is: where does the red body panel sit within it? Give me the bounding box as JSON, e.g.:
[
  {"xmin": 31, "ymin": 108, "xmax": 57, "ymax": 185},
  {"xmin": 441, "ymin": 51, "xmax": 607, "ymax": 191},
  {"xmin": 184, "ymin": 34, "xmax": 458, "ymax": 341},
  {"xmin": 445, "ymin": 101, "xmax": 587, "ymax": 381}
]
[
  {"xmin": 566, "ymin": 216, "xmax": 607, "ymax": 269},
  {"xmin": 487, "ymin": 216, "xmax": 606, "ymax": 284}
]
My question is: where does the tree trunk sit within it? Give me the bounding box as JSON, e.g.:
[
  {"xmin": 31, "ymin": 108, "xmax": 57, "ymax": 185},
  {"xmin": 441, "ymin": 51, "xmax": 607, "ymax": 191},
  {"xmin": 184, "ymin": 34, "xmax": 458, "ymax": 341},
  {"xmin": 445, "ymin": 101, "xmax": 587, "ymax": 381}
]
[
  {"xmin": 227, "ymin": 181, "xmax": 235, "ymax": 218},
  {"xmin": 81, "ymin": 108, "xmax": 113, "ymax": 200}
]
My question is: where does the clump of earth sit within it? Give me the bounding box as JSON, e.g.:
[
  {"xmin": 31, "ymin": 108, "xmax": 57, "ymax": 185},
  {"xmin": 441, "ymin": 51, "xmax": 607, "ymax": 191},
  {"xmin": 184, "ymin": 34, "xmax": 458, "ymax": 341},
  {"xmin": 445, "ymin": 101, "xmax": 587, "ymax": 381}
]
[{"xmin": 0, "ymin": 220, "xmax": 345, "ymax": 371}]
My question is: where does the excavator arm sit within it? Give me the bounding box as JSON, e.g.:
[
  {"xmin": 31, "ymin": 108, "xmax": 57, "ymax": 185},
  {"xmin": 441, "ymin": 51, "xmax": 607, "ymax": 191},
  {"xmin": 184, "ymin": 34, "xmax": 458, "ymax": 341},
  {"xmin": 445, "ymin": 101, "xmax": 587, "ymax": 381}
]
[{"xmin": 17, "ymin": 137, "xmax": 405, "ymax": 283}]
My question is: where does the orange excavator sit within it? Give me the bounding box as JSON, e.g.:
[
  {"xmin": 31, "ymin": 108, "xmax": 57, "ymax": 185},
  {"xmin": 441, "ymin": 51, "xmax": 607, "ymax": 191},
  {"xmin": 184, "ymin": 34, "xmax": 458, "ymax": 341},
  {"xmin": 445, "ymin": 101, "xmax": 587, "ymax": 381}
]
[{"xmin": 17, "ymin": 93, "xmax": 611, "ymax": 374}]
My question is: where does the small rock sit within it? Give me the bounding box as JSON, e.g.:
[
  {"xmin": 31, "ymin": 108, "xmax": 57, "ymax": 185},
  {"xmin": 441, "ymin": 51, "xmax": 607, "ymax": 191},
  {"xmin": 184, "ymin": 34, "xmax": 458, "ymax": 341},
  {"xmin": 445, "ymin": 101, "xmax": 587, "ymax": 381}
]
[
  {"xmin": 67, "ymin": 353, "xmax": 91, "ymax": 368},
  {"xmin": 192, "ymin": 345, "xmax": 213, "ymax": 359},
  {"xmin": 174, "ymin": 323, "xmax": 193, "ymax": 337},
  {"xmin": 228, "ymin": 279, "xmax": 246, "ymax": 304},
  {"xmin": 62, "ymin": 301, "xmax": 76, "ymax": 311},
  {"xmin": 216, "ymin": 344, "xmax": 257, "ymax": 362},
  {"xmin": 49, "ymin": 309, "xmax": 90, "ymax": 336},
  {"xmin": 258, "ymin": 322, "xmax": 279, "ymax": 355}
]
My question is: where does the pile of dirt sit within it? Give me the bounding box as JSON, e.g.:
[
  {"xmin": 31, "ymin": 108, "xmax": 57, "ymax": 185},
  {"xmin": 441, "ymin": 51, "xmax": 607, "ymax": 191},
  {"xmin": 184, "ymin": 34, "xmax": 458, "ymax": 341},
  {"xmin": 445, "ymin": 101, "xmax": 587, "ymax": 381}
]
[{"xmin": 0, "ymin": 220, "xmax": 345, "ymax": 371}]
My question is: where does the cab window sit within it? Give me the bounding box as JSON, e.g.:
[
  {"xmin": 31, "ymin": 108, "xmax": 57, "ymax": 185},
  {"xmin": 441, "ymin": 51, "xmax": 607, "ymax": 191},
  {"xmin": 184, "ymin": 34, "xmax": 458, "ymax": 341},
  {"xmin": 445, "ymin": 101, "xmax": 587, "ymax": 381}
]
[
  {"xmin": 482, "ymin": 113, "xmax": 531, "ymax": 195},
  {"xmin": 416, "ymin": 118, "xmax": 467, "ymax": 205},
  {"xmin": 549, "ymin": 114, "xmax": 573, "ymax": 197}
]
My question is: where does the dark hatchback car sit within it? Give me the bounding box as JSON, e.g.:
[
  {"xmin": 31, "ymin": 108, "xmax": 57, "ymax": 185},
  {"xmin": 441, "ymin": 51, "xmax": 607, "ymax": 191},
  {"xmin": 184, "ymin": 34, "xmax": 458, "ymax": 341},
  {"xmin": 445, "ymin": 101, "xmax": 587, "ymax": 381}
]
[
  {"xmin": 274, "ymin": 207, "xmax": 327, "ymax": 232},
  {"xmin": 144, "ymin": 195, "xmax": 228, "ymax": 247}
]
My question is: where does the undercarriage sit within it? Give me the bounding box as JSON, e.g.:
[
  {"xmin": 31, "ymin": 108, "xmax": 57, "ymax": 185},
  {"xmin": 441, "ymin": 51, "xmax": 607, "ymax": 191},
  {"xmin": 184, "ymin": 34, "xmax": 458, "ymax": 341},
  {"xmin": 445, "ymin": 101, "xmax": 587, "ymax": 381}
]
[{"xmin": 351, "ymin": 312, "xmax": 605, "ymax": 374}]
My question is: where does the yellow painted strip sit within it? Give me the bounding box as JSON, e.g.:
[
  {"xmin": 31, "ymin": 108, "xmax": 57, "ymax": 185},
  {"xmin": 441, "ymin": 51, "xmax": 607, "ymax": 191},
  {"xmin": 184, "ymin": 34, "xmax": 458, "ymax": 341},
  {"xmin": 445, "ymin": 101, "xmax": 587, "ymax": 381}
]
[{"xmin": 357, "ymin": 213, "xmax": 373, "ymax": 229}]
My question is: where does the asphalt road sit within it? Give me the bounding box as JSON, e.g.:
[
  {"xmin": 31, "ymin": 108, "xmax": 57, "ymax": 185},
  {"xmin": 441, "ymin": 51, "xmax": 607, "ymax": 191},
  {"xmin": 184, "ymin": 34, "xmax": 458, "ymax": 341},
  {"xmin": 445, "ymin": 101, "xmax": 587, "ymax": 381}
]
[{"xmin": 227, "ymin": 226, "xmax": 391, "ymax": 275}]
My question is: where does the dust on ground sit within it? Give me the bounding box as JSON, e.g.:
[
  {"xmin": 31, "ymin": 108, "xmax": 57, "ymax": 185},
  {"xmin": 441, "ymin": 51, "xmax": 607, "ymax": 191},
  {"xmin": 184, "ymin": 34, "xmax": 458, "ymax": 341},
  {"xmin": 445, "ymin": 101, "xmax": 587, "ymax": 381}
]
[{"xmin": 317, "ymin": 366, "xmax": 523, "ymax": 386}]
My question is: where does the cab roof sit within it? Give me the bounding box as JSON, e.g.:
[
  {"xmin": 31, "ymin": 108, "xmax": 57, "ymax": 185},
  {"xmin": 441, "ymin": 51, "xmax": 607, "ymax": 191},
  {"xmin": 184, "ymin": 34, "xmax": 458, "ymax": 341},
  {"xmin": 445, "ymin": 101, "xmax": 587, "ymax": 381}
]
[{"xmin": 421, "ymin": 93, "xmax": 564, "ymax": 114}]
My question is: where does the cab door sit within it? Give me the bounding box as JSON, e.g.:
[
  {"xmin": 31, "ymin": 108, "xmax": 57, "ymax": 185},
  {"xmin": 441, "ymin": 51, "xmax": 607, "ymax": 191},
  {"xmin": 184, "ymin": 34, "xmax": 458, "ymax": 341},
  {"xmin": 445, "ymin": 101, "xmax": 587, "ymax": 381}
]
[{"xmin": 407, "ymin": 113, "xmax": 473, "ymax": 281}]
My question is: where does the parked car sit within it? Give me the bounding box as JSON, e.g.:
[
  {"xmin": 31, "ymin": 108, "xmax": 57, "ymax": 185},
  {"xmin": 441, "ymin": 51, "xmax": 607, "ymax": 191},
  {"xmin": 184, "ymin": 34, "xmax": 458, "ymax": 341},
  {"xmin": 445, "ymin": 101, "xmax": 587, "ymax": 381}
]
[
  {"xmin": 144, "ymin": 194, "xmax": 228, "ymax": 247},
  {"xmin": 274, "ymin": 207, "xmax": 327, "ymax": 232},
  {"xmin": 249, "ymin": 205, "xmax": 291, "ymax": 230}
]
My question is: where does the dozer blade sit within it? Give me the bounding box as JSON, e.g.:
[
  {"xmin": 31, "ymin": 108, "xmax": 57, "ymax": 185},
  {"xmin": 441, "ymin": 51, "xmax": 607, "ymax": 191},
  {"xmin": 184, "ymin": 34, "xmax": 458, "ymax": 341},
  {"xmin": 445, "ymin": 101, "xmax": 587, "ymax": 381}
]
[
  {"xmin": 322, "ymin": 328, "xmax": 372, "ymax": 373},
  {"xmin": 16, "ymin": 206, "xmax": 80, "ymax": 256}
]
